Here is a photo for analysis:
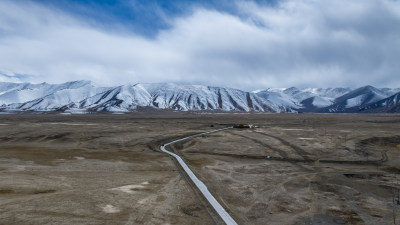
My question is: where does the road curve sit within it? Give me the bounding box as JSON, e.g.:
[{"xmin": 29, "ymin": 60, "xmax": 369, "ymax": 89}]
[{"xmin": 160, "ymin": 128, "xmax": 238, "ymax": 225}]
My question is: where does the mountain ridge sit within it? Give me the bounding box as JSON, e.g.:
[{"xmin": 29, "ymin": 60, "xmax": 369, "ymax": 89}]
[
  {"xmin": 0, "ymin": 81, "xmax": 280, "ymax": 113},
  {"xmin": 0, "ymin": 81, "xmax": 399, "ymax": 113}
]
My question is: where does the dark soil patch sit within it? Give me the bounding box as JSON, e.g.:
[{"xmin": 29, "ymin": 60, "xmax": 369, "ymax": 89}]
[
  {"xmin": 33, "ymin": 189, "xmax": 56, "ymax": 194},
  {"xmin": 0, "ymin": 189, "xmax": 14, "ymax": 194}
]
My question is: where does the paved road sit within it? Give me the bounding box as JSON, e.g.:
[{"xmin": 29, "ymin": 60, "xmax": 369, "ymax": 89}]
[{"xmin": 160, "ymin": 128, "xmax": 238, "ymax": 225}]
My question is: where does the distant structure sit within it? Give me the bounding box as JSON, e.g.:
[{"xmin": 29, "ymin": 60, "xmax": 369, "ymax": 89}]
[{"xmin": 233, "ymin": 124, "xmax": 258, "ymax": 129}]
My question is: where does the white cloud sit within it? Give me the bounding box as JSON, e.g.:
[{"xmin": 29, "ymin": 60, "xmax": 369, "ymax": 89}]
[
  {"xmin": 0, "ymin": 73, "xmax": 22, "ymax": 83},
  {"xmin": 0, "ymin": 0, "xmax": 399, "ymax": 90}
]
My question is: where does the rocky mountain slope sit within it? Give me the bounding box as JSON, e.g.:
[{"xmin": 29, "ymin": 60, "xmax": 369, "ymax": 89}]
[
  {"xmin": 0, "ymin": 81, "xmax": 399, "ymax": 113},
  {"xmin": 0, "ymin": 81, "xmax": 281, "ymax": 113},
  {"xmin": 358, "ymin": 92, "xmax": 400, "ymax": 113},
  {"xmin": 254, "ymin": 86, "xmax": 400, "ymax": 113}
]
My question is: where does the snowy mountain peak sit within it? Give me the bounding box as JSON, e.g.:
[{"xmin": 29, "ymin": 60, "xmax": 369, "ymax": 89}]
[
  {"xmin": 0, "ymin": 81, "xmax": 280, "ymax": 113},
  {"xmin": 253, "ymin": 85, "xmax": 400, "ymax": 113},
  {"xmin": 0, "ymin": 81, "xmax": 399, "ymax": 113}
]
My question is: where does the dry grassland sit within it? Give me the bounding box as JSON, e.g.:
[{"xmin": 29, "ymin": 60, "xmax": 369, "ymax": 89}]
[{"xmin": 0, "ymin": 113, "xmax": 399, "ymax": 224}]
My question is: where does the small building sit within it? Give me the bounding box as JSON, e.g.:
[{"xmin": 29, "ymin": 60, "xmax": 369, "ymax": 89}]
[{"xmin": 233, "ymin": 124, "xmax": 257, "ymax": 129}]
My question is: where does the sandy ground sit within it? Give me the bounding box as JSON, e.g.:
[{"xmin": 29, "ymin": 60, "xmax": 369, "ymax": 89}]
[{"xmin": 0, "ymin": 113, "xmax": 400, "ymax": 224}]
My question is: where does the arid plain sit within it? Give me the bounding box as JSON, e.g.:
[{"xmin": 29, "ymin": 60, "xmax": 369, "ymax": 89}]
[{"xmin": 0, "ymin": 113, "xmax": 399, "ymax": 225}]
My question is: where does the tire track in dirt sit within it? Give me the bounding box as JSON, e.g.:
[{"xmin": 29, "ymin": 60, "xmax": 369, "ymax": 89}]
[
  {"xmin": 226, "ymin": 131, "xmax": 288, "ymax": 158},
  {"xmin": 226, "ymin": 131, "xmax": 314, "ymax": 171},
  {"xmin": 254, "ymin": 131, "xmax": 311, "ymax": 161}
]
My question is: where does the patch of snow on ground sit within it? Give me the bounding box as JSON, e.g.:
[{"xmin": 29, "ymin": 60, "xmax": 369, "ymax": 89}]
[
  {"xmin": 0, "ymin": 123, "xmax": 8, "ymax": 125},
  {"xmin": 111, "ymin": 182, "xmax": 149, "ymax": 194},
  {"xmin": 49, "ymin": 123, "xmax": 96, "ymax": 126},
  {"xmin": 74, "ymin": 156, "xmax": 85, "ymax": 160},
  {"xmin": 138, "ymin": 197, "xmax": 150, "ymax": 204},
  {"xmin": 102, "ymin": 204, "xmax": 120, "ymax": 213},
  {"xmin": 10, "ymin": 165, "xmax": 28, "ymax": 172},
  {"xmin": 297, "ymin": 138, "xmax": 314, "ymax": 140},
  {"xmin": 65, "ymin": 109, "xmax": 89, "ymax": 114}
]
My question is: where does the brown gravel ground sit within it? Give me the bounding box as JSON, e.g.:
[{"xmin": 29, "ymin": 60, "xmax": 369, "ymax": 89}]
[{"xmin": 0, "ymin": 112, "xmax": 399, "ymax": 225}]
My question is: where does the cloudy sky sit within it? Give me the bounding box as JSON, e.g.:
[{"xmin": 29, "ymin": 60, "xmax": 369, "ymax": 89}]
[{"xmin": 0, "ymin": 0, "xmax": 399, "ymax": 90}]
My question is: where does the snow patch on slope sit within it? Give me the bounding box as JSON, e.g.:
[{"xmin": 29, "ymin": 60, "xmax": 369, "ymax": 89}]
[
  {"xmin": 312, "ymin": 96, "xmax": 333, "ymax": 107},
  {"xmin": 346, "ymin": 96, "xmax": 364, "ymax": 108}
]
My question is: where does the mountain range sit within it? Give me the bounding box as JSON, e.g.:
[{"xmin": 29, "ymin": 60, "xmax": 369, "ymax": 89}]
[{"xmin": 0, "ymin": 81, "xmax": 399, "ymax": 113}]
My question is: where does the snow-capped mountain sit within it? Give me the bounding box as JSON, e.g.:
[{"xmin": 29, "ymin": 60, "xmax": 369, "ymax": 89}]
[
  {"xmin": 316, "ymin": 85, "xmax": 393, "ymax": 113},
  {"xmin": 0, "ymin": 81, "xmax": 280, "ymax": 113},
  {"xmin": 254, "ymin": 85, "xmax": 400, "ymax": 113},
  {"xmin": 0, "ymin": 81, "xmax": 97, "ymax": 105},
  {"xmin": 141, "ymin": 83, "xmax": 282, "ymax": 112},
  {"xmin": 358, "ymin": 92, "xmax": 400, "ymax": 113},
  {"xmin": 78, "ymin": 84, "xmax": 153, "ymax": 112},
  {"xmin": 253, "ymin": 88, "xmax": 300, "ymax": 109},
  {"xmin": 253, "ymin": 87, "xmax": 352, "ymax": 110},
  {"xmin": 0, "ymin": 81, "xmax": 399, "ymax": 113},
  {"xmin": 6, "ymin": 81, "xmax": 108, "ymax": 111}
]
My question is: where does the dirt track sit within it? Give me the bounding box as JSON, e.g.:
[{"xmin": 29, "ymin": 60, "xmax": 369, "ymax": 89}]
[{"xmin": 0, "ymin": 113, "xmax": 400, "ymax": 224}]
